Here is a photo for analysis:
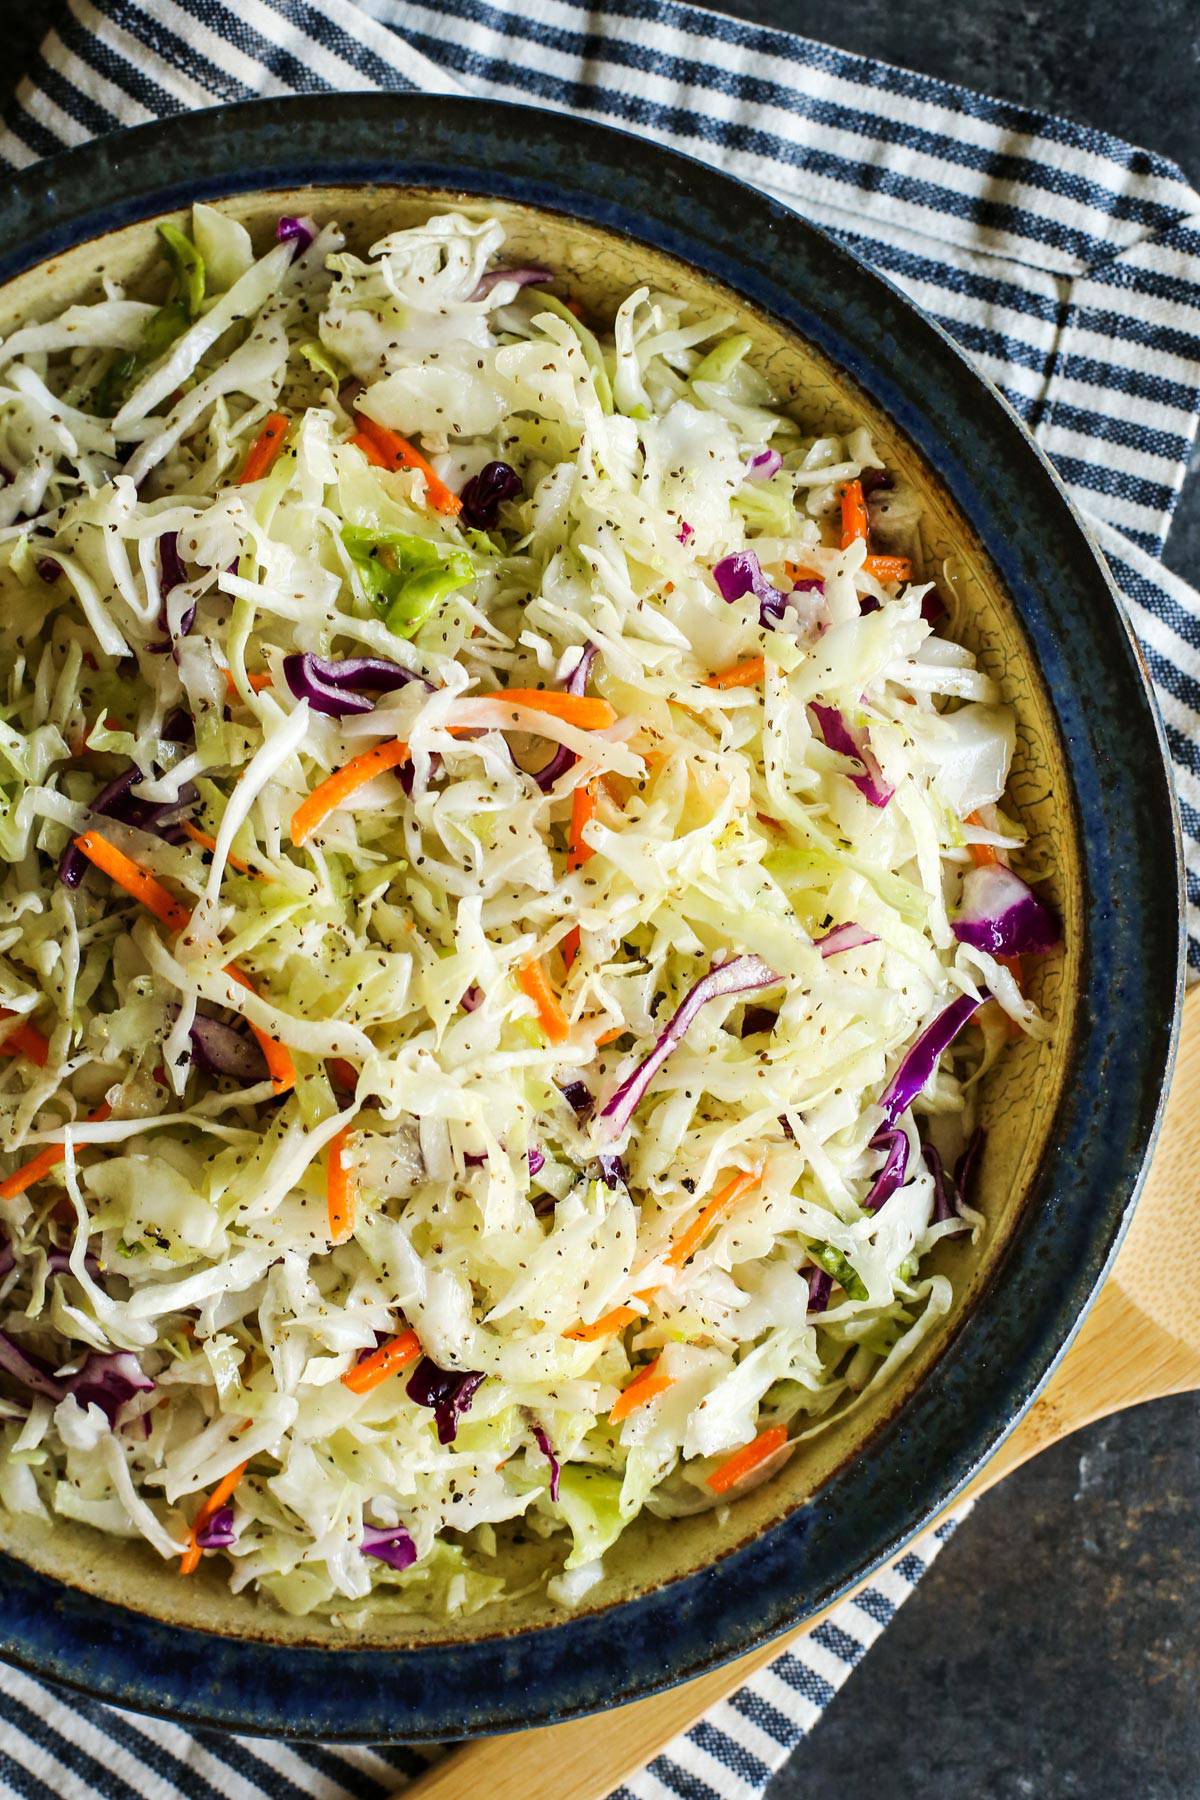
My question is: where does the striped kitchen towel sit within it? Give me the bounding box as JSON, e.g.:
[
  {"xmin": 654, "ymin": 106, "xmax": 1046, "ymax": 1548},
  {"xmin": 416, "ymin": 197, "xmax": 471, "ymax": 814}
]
[{"xmin": 0, "ymin": 2, "xmax": 1195, "ymax": 1797}]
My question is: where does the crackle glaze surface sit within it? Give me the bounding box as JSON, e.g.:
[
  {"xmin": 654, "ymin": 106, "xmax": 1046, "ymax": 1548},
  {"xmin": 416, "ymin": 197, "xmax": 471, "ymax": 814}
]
[{"xmin": 0, "ymin": 96, "xmax": 1179, "ymax": 1741}]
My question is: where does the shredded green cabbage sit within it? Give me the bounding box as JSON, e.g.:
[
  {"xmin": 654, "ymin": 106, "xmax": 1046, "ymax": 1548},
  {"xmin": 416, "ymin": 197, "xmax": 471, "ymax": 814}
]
[{"xmin": 0, "ymin": 207, "xmax": 1051, "ymax": 1619}]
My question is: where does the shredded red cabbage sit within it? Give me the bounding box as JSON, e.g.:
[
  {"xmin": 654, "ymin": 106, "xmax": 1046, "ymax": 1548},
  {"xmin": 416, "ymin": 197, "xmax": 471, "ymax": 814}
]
[
  {"xmin": 59, "ymin": 767, "xmax": 197, "ymax": 887},
  {"xmin": 677, "ymin": 521, "xmax": 694, "ymax": 545},
  {"xmin": 814, "ymin": 922, "xmax": 879, "ymax": 958},
  {"xmin": 189, "ymin": 1012, "xmax": 268, "ymax": 1084},
  {"xmin": 459, "ymin": 461, "xmax": 523, "ymax": 530},
  {"xmin": 805, "ymin": 1267, "xmax": 832, "ymax": 1313},
  {"xmin": 560, "ymin": 1080, "xmax": 594, "ymax": 1119},
  {"xmin": 35, "ymin": 556, "xmax": 61, "ymax": 583},
  {"xmin": 955, "ymin": 1126, "xmax": 985, "ymax": 1203},
  {"xmin": 527, "ymin": 1146, "xmax": 545, "ymax": 1178},
  {"xmin": 405, "ymin": 1357, "xmax": 485, "ymax": 1445},
  {"xmin": 877, "ymin": 992, "xmax": 984, "ymax": 1128},
  {"xmin": 596, "ymin": 1152, "xmax": 627, "ymax": 1189},
  {"xmin": 276, "ymin": 215, "xmax": 316, "ymax": 258},
  {"xmin": 470, "ymin": 265, "xmax": 553, "ymax": 300},
  {"xmin": 809, "ymin": 703, "xmax": 894, "ymax": 808},
  {"xmin": 196, "ymin": 1504, "xmax": 237, "ymax": 1550},
  {"xmin": 283, "ymin": 652, "xmax": 426, "ymax": 717},
  {"xmin": 0, "ymin": 1331, "xmax": 64, "ymax": 1399},
  {"xmin": 149, "ymin": 531, "xmax": 195, "ymax": 650},
  {"xmin": 531, "ymin": 1423, "xmax": 561, "ymax": 1501},
  {"xmin": 361, "ymin": 1523, "xmax": 417, "ymax": 1570},
  {"xmin": 713, "ymin": 550, "xmax": 789, "ymax": 631},
  {"xmin": 745, "ymin": 448, "xmax": 782, "ymax": 481},
  {"xmin": 923, "ymin": 1143, "xmax": 963, "ymax": 1228},
  {"xmin": 532, "ymin": 643, "xmax": 598, "ymax": 792},
  {"xmin": 863, "ymin": 1127, "xmax": 909, "ymax": 1212},
  {"xmin": 69, "ymin": 1351, "xmax": 153, "ymax": 1426},
  {"xmin": 952, "ymin": 864, "xmax": 1060, "ymax": 958},
  {"xmin": 600, "ymin": 954, "xmax": 780, "ymax": 1139}
]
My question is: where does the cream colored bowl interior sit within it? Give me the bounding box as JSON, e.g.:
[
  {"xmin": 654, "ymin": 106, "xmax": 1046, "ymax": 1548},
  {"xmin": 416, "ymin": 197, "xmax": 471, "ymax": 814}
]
[{"xmin": 0, "ymin": 188, "xmax": 1078, "ymax": 1647}]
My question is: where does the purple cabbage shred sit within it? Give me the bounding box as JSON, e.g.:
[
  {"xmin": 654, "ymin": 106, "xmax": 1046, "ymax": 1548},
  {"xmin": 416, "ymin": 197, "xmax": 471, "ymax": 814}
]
[
  {"xmin": 531, "ymin": 1423, "xmax": 561, "ymax": 1501},
  {"xmin": 405, "ymin": 1357, "xmax": 485, "ymax": 1445},
  {"xmin": 361, "ymin": 1523, "xmax": 418, "ymax": 1571},
  {"xmin": 459, "ymin": 461, "xmax": 523, "ymax": 530}
]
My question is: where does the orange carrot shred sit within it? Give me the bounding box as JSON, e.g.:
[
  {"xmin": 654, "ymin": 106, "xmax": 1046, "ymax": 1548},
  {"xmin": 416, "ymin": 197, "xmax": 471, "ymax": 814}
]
[
  {"xmin": 484, "ymin": 690, "xmax": 616, "ymax": 732},
  {"xmin": 567, "ymin": 780, "xmax": 597, "ymax": 873},
  {"xmin": 565, "ymin": 1304, "xmax": 641, "ymax": 1343},
  {"xmin": 783, "ymin": 563, "xmax": 823, "ymax": 584},
  {"xmin": 352, "ymin": 414, "xmax": 462, "ymax": 516},
  {"xmin": 0, "ymin": 1010, "xmax": 49, "ymax": 1067},
  {"xmin": 238, "ymin": 411, "xmax": 289, "ymax": 484},
  {"xmin": 706, "ymin": 1425, "xmax": 789, "ymax": 1495},
  {"xmin": 561, "ymin": 927, "xmax": 581, "ymax": 974},
  {"xmin": 180, "ymin": 821, "xmax": 261, "ymax": 879},
  {"xmin": 665, "ymin": 1168, "xmax": 761, "ymax": 1270},
  {"xmin": 518, "ymin": 958, "xmax": 570, "ymax": 1045},
  {"xmin": 341, "ymin": 1329, "xmax": 422, "ymax": 1396},
  {"xmin": 222, "ymin": 964, "xmax": 296, "ymax": 1096},
  {"xmin": 0, "ymin": 1102, "xmax": 112, "ymax": 1203},
  {"xmin": 964, "ymin": 810, "xmax": 1002, "ymax": 869},
  {"xmin": 705, "ymin": 656, "xmax": 766, "ymax": 690},
  {"xmin": 222, "ymin": 667, "xmax": 273, "ymax": 698},
  {"xmin": 595, "ymin": 1026, "xmax": 623, "ymax": 1048},
  {"xmin": 609, "ymin": 1357, "xmax": 674, "ymax": 1424},
  {"xmin": 327, "ymin": 1122, "xmax": 356, "ymax": 1245},
  {"xmin": 73, "ymin": 830, "xmax": 191, "ymax": 933},
  {"xmin": 290, "ymin": 739, "xmax": 410, "ymax": 846},
  {"xmin": 840, "ymin": 478, "xmax": 870, "ymax": 549},
  {"xmin": 863, "ymin": 554, "xmax": 912, "ymax": 582},
  {"xmin": 179, "ymin": 1457, "xmax": 250, "ymax": 1575}
]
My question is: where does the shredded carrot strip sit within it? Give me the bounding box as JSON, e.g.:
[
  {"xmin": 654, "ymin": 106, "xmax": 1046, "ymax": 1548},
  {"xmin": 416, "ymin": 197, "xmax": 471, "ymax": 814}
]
[
  {"xmin": 518, "ymin": 958, "xmax": 570, "ymax": 1045},
  {"xmin": 222, "ymin": 668, "xmax": 273, "ymax": 698},
  {"xmin": 560, "ymin": 928, "xmax": 582, "ymax": 974},
  {"xmin": 595, "ymin": 1026, "xmax": 623, "ymax": 1048},
  {"xmin": 609, "ymin": 1357, "xmax": 674, "ymax": 1424},
  {"xmin": 341, "ymin": 1329, "xmax": 422, "ymax": 1395},
  {"xmin": 706, "ymin": 1424, "xmax": 789, "ymax": 1495},
  {"xmin": 0, "ymin": 1102, "xmax": 112, "ymax": 1203},
  {"xmin": 705, "ymin": 656, "xmax": 765, "ymax": 690},
  {"xmin": 353, "ymin": 414, "xmax": 462, "ymax": 516},
  {"xmin": 238, "ymin": 411, "xmax": 289, "ymax": 484},
  {"xmin": 0, "ymin": 1010, "xmax": 49, "ymax": 1067},
  {"xmin": 349, "ymin": 431, "xmax": 390, "ymax": 469},
  {"xmin": 964, "ymin": 810, "xmax": 1001, "ymax": 869},
  {"xmin": 863, "ymin": 554, "xmax": 912, "ymax": 582},
  {"xmin": 180, "ymin": 821, "xmax": 260, "ymax": 878},
  {"xmin": 567, "ymin": 780, "xmax": 597, "ymax": 874},
  {"xmin": 783, "ymin": 563, "xmax": 823, "ymax": 584},
  {"xmin": 223, "ymin": 965, "xmax": 296, "ymax": 1096},
  {"xmin": 179, "ymin": 1457, "xmax": 250, "ymax": 1575},
  {"xmin": 327, "ymin": 1122, "xmax": 356, "ymax": 1246},
  {"xmin": 840, "ymin": 478, "xmax": 869, "ymax": 549},
  {"xmin": 290, "ymin": 739, "xmax": 410, "ymax": 846},
  {"xmin": 666, "ymin": 1168, "xmax": 761, "ymax": 1270},
  {"xmin": 565, "ymin": 1304, "xmax": 640, "ymax": 1343},
  {"xmin": 487, "ymin": 690, "xmax": 616, "ymax": 732},
  {"xmin": 73, "ymin": 830, "xmax": 191, "ymax": 932}
]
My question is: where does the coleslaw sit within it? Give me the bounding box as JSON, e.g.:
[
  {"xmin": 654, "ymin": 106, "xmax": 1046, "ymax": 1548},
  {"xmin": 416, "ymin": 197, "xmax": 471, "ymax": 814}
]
[{"xmin": 0, "ymin": 207, "xmax": 1060, "ymax": 1619}]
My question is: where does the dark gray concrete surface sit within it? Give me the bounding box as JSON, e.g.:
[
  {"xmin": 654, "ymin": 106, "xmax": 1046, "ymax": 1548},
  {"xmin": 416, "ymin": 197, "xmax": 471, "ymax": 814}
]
[{"xmin": 1, "ymin": 4, "xmax": 1197, "ymax": 1795}]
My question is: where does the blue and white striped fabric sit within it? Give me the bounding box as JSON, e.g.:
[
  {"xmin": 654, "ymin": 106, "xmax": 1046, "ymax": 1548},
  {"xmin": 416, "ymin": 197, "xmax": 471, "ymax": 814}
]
[{"xmin": 0, "ymin": 1, "xmax": 1194, "ymax": 1794}]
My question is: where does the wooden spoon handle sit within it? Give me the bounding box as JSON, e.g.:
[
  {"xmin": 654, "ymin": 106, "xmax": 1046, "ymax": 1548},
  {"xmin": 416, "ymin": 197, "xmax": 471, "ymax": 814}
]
[{"xmin": 402, "ymin": 992, "xmax": 1200, "ymax": 1800}]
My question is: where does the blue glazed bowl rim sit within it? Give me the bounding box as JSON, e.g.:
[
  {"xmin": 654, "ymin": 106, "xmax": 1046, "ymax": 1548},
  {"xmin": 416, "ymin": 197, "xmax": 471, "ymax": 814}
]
[{"xmin": 0, "ymin": 92, "xmax": 1183, "ymax": 1742}]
